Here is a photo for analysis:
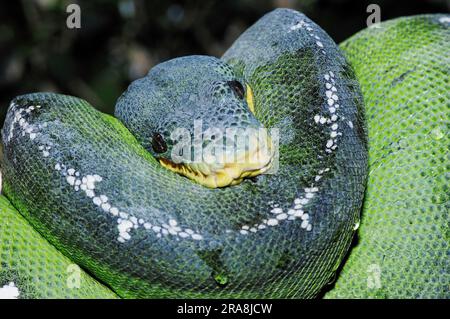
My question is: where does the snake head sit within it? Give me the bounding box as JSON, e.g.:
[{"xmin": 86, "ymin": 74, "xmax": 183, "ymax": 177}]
[{"xmin": 115, "ymin": 55, "xmax": 274, "ymax": 188}]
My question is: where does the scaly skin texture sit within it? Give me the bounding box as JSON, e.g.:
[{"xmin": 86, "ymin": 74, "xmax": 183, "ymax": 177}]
[
  {"xmin": 0, "ymin": 195, "xmax": 117, "ymax": 298},
  {"xmin": 0, "ymin": 9, "xmax": 366, "ymax": 298},
  {"xmin": 325, "ymin": 14, "xmax": 449, "ymax": 298}
]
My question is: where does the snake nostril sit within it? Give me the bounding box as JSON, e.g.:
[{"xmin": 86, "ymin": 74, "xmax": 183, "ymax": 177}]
[
  {"xmin": 152, "ymin": 133, "xmax": 168, "ymax": 153},
  {"xmin": 227, "ymin": 80, "xmax": 245, "ymax": 99}
]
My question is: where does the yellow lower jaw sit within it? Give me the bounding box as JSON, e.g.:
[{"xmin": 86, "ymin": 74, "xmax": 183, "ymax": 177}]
[
  {"xmin": 245, "ymin": 84, "xmax": 255, "ymax": 114},
  {"xmin": 159, "ymin": 153, "xmax": 273, "ymax": 188}
]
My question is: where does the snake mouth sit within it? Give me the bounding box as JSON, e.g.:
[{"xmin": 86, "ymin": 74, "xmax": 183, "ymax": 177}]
[{"xmin": 159, "ymin": 134, "xmax": 274, "ymax": 188}]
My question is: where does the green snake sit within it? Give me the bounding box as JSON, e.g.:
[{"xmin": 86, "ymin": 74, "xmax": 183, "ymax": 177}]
[{"xmin": 0, "ymin": 9, "xmax": 448, "ymax": 299}]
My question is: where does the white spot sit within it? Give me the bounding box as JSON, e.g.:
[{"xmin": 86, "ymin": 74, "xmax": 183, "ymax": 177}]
[
  {"xmin": 118, "ymin": 220, "xmax": 133, "ymax": 233},
  {"xmin": 172, "ymin": 226, "xmax": 182, "ymax": 233},
  {"xmin": 289, "ymin": 20, "xmax": 307, "ymax": 31},
  {"xmin": 316, "ymin": 41, "xmax": 323, "ymax": 48},
  {"xmin": 85, "ymin": 190, "xmax": 95, "ymax": 198},
  {"xmin": 276, "ymin": 213, "xmax": 288, "ymax": 220},
  {"xmin": 110, "ymin": 207, "xmax": 119, "ymax": 216},
  {"xmin": 0, "ymin": 282, "xmax": 20, "ymax": 299},
  {"xmin": 314, "ymin": 115, "xmax": 320, "ymax": 123},
  {"xmin": 267, "ymin": 219, "xmax": 279, "ymax": 226},
  {"xmin": 348, "ymin": 121, "xmax": 354, "ymax": 128},
  {"xmin": 66, "ymin": 176, "xmax": 76, "ymax": 186},
  {"xmin": 271, "ymin": 207, "xmax": 283, "ymax": 214},
  {"xmin": 327, "ymin": 98, "xmax": 334, "ymax": 106},
  {"xmin": 119, "ymin": 232, "xmax": 131, "ymax": 241},
  {"xmin": 439, "ymin": 16, "xmax": 450, "ymax": 24},
  {"xmin": 168, "ymin": 228, "xmax": 178, "ymax": 236},
  {"xmin": 143, "ymin": 222, "xmax": 152, "ymax": 229},
  {"xmin": 101, "ymin": 203, "xmax": 111, "ymax": 212},
  {"xmin": 130, "ymin": 216, "xmax": 138, "ymax": 225},
  {"xmin": 169, "ymin": 219, "xmax": 178, "ymax": 227},
  {"xmin": 191, "ymin": 234, "xmax": 203, "ymax": 240},
  {"xmin": 152, "ymin": 226, "xmax": 161, "ymax": 233},
  {"xmin": 299, "ymin": 198, "xmax": 309, "ymax": 205},
  {"xmin": 293, "ymin": 210, "xmax": 304, "ymax": 217},
  {"xmin": 93, "ymin": 197, "xmax": 102, "ymax": 206},
  {"xmin": 179, "ymin": 232, "xmax": 189, "ymax": 238},
  {"xmin": 86, "ymin": 179, "xmax": 95, "ymax": 190}
]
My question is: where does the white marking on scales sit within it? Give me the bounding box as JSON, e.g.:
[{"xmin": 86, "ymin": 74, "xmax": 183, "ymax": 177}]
[{"xmin": 0, "ymin": 282, "xmax": 20, "ymax": 299}]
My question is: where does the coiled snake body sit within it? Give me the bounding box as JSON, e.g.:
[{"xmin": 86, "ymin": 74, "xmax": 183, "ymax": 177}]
[{"xmin": 0, "ymin": 9, "xmax": 448, "ymax": 299}]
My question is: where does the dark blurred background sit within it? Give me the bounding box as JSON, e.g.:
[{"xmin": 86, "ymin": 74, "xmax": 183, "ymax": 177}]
[{"xmin": 0, "ymin": 0, "xmax": 448, "ymax": 123}]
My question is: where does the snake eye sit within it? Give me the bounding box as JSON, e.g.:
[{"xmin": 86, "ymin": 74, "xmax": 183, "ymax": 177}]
[
  {"xmin": 228, "ymin": 80, "xmax": 245, "ymax": 99},
  {"xmin": 152, "ymin": 133, "xmax": 167, "ymax": 154}
]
